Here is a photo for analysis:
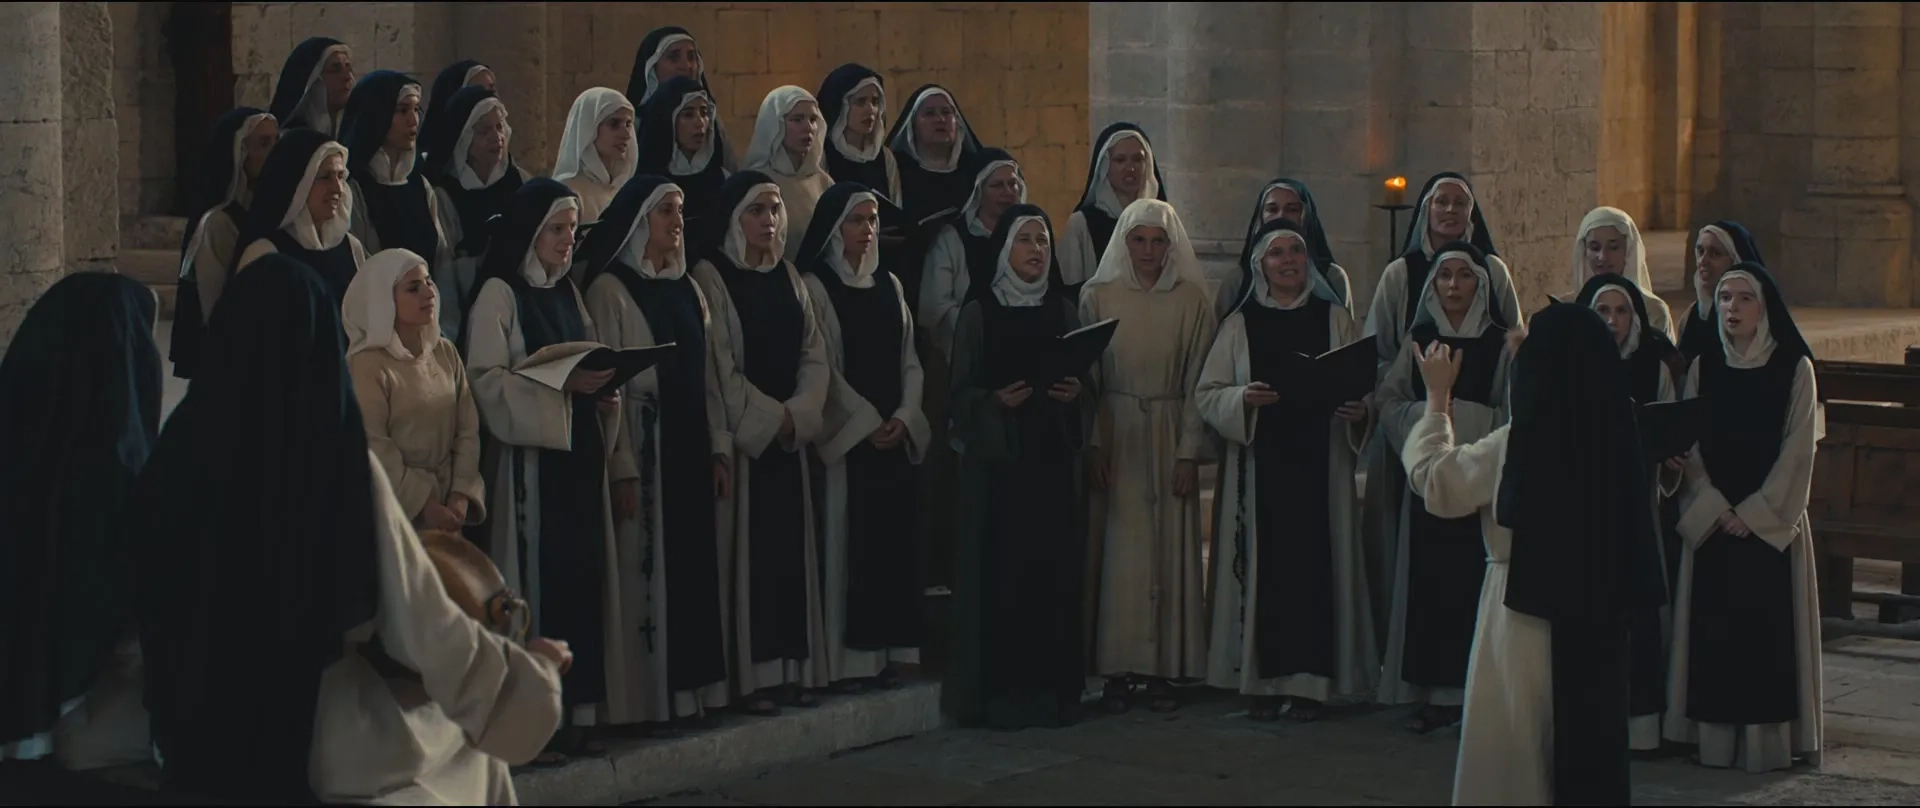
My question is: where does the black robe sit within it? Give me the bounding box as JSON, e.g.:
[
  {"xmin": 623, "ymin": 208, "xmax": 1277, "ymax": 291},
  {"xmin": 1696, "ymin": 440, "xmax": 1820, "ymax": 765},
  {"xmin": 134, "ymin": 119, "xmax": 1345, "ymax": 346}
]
[{"xmin": 266, "ymin": 229, "xmax": 359, "ymax": 308}]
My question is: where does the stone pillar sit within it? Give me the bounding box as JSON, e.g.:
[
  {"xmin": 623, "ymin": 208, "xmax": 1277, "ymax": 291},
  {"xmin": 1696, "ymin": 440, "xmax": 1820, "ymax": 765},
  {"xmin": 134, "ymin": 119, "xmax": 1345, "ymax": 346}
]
[
  {"xmin": 63, "ymin": 2, "xmax": 118, "ymax": 272},
  {"xmin": 0, "ymin": 3, "xmax": 65, "ymax": 349},
  {"xmin": 1779, "ymin": 2, "xmax": 1911, "ymax": 306}
]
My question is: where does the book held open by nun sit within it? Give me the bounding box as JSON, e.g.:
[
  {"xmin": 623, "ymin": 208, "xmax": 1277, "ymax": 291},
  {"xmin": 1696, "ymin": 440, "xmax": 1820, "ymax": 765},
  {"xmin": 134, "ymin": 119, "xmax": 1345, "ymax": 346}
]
[
  {"xmin": 1271, "ymin": 335, "xmax": 1378, "ymax": 408},
  {"xmin": 995, "ymin": 318, "xmax": 1119, "ymax": 389},
  {"xmin": 514, "ymin": 341, "xmax": 678, "ymax": 397},
  {"xmin": 1637, "ymin": 396, "xmax": 1710, "ymax": 461}
]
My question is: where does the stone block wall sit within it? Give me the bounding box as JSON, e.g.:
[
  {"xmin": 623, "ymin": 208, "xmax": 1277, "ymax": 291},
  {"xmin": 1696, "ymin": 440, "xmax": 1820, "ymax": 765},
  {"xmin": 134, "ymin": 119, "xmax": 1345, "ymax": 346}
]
[
  {"xmin": 1599, "ymin": 3, "xmax": 1656, "ymax": 227},
  {"xmin": 0, "ymin": 4, "xmax": 65, "ymax": 349},
  {"xmin": 64, "ymin": 2, "xmax": 119, "ymax": 272},
  {"xmin": 111, "ymin": 2, "xmax": 171, "ymax": 220}
]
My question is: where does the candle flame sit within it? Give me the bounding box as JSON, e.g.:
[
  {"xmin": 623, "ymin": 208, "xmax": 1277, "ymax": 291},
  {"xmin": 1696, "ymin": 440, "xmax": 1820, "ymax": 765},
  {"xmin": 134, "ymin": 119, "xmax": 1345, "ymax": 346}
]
[{"xmin": 1387, "ymin": 176, "xmax": 1407, "ymax": 190}]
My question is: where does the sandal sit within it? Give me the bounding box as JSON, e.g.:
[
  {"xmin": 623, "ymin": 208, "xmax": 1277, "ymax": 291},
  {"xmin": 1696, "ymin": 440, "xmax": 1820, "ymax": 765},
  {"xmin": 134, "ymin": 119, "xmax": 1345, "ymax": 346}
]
[
  {"xmin": 776, "ymin": 684, "xmax": 819, "ymax": 708},
  {"xmin": 873, "ymin": 664, "xmax": 907, "ymax": 690},
  {"xmin": 1403, "ymin": 704, "xmax": 1459, "ymax": 735},
  {"xmin": 529, "ymin": 748, "xmax": 568, "ymax": 768},
  {"xmin": 830, "ymin": 678, "xmax": 869, "ymax": 696},
  {"xmin": 1285, "ymin": 697, "xmax": 1325, "ymax": 723},
  {"xmin": 1145, "ymin": 679, "xmax": 1179, "ymax": 713},
  {"xmin": 1099, "ymin": 678, "xmax": 1132, "ymax": 714},
  {"xmin": 740, "ymin": 695, "xmax": 782, "ymax": 717},
  {"xmin": 1247, "ymin": 696, "xmax": 1282, "ymax": 722},
  {"xmin": 547, "ymin": 724, "xmax": 607, "ymax": 757}
]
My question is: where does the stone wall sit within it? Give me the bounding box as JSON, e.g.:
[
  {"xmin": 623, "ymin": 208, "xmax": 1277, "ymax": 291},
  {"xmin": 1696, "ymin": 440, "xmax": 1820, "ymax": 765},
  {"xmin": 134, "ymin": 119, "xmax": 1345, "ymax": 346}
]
[
  {"xmin": 0, "ymin": 4, "xmax": 65, "ymax": 348},
  {"xmin": 111, "ymin": 2, "xmax": 172, "ymax": 220},
  {"xmin": 64, "ymin": 2, "xmax": 118, "ymax": 272}
]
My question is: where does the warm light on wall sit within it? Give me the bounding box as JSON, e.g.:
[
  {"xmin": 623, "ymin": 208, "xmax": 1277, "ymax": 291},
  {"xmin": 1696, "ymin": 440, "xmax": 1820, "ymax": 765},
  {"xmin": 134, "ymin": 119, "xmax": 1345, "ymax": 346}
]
[{"xmin": 1384, "ymin": 176, "xmax": 1407, "ymax": 207}]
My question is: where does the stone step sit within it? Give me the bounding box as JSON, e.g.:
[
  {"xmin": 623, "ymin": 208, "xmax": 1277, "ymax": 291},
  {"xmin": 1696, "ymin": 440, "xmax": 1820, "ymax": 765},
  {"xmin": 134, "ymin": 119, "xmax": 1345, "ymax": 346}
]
[
  {"xmin": 123, "ymin": 215, "xmax": 189, "ymax": 252},
  {"xmin": 116, "ymin": 248, "xmax": 181, "ymax": 320}
]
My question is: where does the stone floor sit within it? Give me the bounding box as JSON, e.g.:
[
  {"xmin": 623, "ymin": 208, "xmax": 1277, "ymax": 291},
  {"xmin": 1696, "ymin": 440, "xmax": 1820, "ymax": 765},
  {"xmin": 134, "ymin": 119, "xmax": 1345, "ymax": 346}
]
[{"xmin": 632, "ymin": 637, "xmax": 1920, "ymax": 807}]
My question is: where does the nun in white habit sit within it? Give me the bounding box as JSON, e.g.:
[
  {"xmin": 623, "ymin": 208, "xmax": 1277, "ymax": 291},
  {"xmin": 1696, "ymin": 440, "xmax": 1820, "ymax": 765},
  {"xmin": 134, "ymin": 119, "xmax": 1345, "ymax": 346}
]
[
  {"xmin": 553, "ymin": 87, "xmax": 638, "ymax": 222},
  {"xmin": 743, "ymin": 86, "xmax": 834, "ymax": 263},
  {"xmin": 1571, "ymin": 206, "xmax": 1675, "ymax": 340},
  {"xmin": 1197, "ymin": 219, "xmax": 1376, "ymax": 722}
]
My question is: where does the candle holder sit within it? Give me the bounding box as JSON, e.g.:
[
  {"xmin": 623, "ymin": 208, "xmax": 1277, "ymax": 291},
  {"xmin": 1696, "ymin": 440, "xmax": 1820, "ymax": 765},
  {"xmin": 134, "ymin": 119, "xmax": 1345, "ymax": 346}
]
[{"xmin": 1373, "ymin": 203, "xmax": 1414, "ymax": 257}]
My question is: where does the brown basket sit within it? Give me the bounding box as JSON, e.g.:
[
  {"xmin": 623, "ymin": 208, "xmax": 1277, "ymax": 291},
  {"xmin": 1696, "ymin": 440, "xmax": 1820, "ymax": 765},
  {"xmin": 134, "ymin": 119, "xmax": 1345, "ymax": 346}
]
[{"xmin": 419, "ymin": 529, "xmax": 530, "ymax": 644}]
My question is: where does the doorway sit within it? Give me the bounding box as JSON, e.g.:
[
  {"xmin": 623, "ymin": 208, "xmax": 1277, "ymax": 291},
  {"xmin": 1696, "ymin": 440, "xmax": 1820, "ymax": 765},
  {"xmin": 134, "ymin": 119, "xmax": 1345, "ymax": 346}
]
[{"xmin": 164, "ymin": 2, "xmax": 236, "ymax": 217}]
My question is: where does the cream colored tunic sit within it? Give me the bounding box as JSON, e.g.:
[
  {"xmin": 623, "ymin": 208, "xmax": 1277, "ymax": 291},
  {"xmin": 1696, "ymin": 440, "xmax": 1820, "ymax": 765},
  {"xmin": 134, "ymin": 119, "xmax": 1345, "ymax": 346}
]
[
  {"xmin": 1079, "ymin": 275, "xmax": 1215, "ymax": 680},
  {"xmin": 562, "ymin": 176, "xmax": 618, "ymax": 224},
  {"xmin": 310, "ymin": 452, "xmax": 565, "ymax": 806},
  {"xmin": 190, "ymin": 209, "xmax": 246, "ymax": 321},
  {"xmin": 1663, "ymin": 357, "xmax": 1824, "ymax": 773},
  {"xmin": 1197, "ymin": 307, "xmax": 1378, "ymax": 701},
  {"xmin": 350, "ymin": 337, "xmax": 488, "ymax": 527},
  {"xmin": 801, "ymin": 273, "xmax": 933, "ymax": 681},
  {"xmin": 917, "ymin": 216, "xmax": 995, "ymax": 360},
  {"xmin": 770, "ymin": 171, "xmax": 835, "ymax": 263}
]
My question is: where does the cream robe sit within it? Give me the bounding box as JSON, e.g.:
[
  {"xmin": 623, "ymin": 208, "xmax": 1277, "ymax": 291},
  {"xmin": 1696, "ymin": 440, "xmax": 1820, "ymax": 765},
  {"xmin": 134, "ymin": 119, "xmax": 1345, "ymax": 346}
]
[
  {"xmin": 1078, "ymin": 276, "xmax": 1215, "ymax": 679},
  {"xmin": 1197, "ymin": 308, "xmax": 1378, "ymax": 701},
  {"xmin": 310, "ymin": 452, "xmax": 564, "ymax": 806},
  {"xmin": 561, "ymin": 176, "xmax": 619, "ymax": 224},
  {"xmin": 464, "ymin": 275, "xmax": 643, "ymax": 724},
  {"xmin": 1375, "ymin": 331, "xmax": 1512, "ymax": 708},
  {"xmin": 1057, "ymin": 211, "xmax": 1107, "ymax": 289},
  {"xmin": 349, "ymin": 337, "xmax": 488, "ymax": 526},
  {"xmin": 800, "ymin": 273, "xmax": 933, "ymax": 680},
  {"xmin": 917, "ymin": 216, "xmax": 995, "ymax": 361},
  {"xmin": 581, "ymin": 271, "xmax": 735, "ymax": 722},
  {"xmin": 432, "ymin": 167, "xmax": 537, "ymax": 343},
  {"xmin": 1663, "ymin": 357, "xmax": 1824, "ymax": 773},
  {"xmin": 690, "ymin": 259, "xmax": 834, "ymax": 694},
  {"xmin": 190, "ymin": 208, "xmax": 246, "ymax": 321},
  {"xmin": 1397, "ymin": 413, "xmax": 1549, "ymax": 807},
  {"xmin": 770, "ymin": 171, "xmax": 835, "ymax": 264}
]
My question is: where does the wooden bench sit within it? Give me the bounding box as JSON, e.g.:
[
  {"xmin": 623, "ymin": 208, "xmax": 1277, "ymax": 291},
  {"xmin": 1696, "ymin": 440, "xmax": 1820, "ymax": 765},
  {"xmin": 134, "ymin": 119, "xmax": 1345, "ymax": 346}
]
[{"xmin": 1809, "ymin": 347, "xmax": 1920, "ymax": 639}]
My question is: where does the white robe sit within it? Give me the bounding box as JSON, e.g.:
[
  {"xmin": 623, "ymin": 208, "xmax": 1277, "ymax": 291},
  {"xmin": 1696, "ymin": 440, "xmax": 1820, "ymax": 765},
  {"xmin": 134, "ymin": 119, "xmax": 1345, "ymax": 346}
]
[
  {"xmin": 1662, "ymin": 357, "xmax": 1825, "ymax": 773},
  {"xmin": 917, "ymin": 216, "xmax": 994, "ymax": 361},
  {"xmin": 690, "ymin": 259, "xmax": 834, "ymax": 694},
  {"xmin": 800, "ymin": 273, "xmax": 932, "ymax": 680},
  {"xmin": 1197, "ymin": 308, "xmax": 1378, "ymax": 700},
  {"xmin": 581, "ymin": 271, "xmax": 734, "ymax": 722},
  {"xmin": 561, "ymin": 176, "xmax": 619, "ymax": 224}
]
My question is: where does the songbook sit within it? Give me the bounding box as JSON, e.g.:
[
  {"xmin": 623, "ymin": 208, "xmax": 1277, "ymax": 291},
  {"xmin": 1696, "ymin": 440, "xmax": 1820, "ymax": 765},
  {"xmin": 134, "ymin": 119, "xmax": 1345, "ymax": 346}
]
[
  {"xmin": 1637, "ymin": 396, "xmax": 1710, "ymax": 462},
  {"xmin": 997, "ymin": 318, "xmax": 1119, "ymax": 389},
  {"xmin": 1269, "ymin": 335, "xmax": 1378, "ymax": 408},
  {"xmin": 514, "ymin": 341, "xmax": 678, "ymax": 397}
]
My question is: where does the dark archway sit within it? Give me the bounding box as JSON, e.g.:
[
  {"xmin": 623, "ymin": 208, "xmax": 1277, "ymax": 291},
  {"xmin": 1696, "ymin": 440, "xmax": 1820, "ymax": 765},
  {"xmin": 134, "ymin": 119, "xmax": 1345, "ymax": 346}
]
[{"xmin": 164, "ymin": 3, "xmax": 235, "ymax": 217}]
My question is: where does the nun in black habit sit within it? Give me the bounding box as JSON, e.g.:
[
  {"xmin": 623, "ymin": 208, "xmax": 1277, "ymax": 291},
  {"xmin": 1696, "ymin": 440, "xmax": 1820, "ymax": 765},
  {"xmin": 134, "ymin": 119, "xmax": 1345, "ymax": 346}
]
[
  {"xmin": 339, "ymin": 70, "xmax": 451, "ymax": 285},
  {"xmin": 1401, "ymin": 301, "xmax": 1665, "ymax": 805},
  {"xmin": 1680, "ymin": 220, "xmax": 1764, "ymax": 361},
  {"xmin": 919, "ymin": 148, "xmax": 1029, "ymax": 358},
  {"xmin": 629, "ymin": 27, "xmax": 738, "ymax": 173},
  {"xmin": 943, "ymin": 204, "xmax": 1093, "ymax": 731},
  {"xmin": 234, "ymin": 128, "xmax": 366, "ymax": 307},
  {"xmin": 422, "ymin": 85, "xmax": 530, "ymax": 343},
  {"xmin": 886, "ymin": 85, "xmax": 985, "ymax": 222},
  {"xmin": 1057, "ymin": 123, "xmax": 1167, "ymax": 292},
  {"xmin": 578, "ymin": 175, "xmax": 733, "ymax": 729},
  {"xmin": 818, "ymin": 65, "xmax": 902, "ymax": 202},
  {"xmin": 420, "ymin": 60, "xmax": 495, "ymax": 157},
  {"xmin": 1225, "ymin": 178, "xmax": 1353, "ymax": 315},
  {"xmin": 169, "ymin": 106, "xmax": 278, "ymax": 379},
  {"xmin": 796, "ymin": 183, "xmax": 931, "ymax": 691},
  {"xmin": 637, "ymin": 76, "xmax": 728, "ymax": 230},
  {"xmin": 268, "ymin": 36, "xmax": 354, "ymax": 136},
  {"xmin": 0, "ymin": 274, "xmax": 161, "ymax": 771},
  {"xmin": 689, "ymin": 171, "xmax": 833, "ymax": 714}
]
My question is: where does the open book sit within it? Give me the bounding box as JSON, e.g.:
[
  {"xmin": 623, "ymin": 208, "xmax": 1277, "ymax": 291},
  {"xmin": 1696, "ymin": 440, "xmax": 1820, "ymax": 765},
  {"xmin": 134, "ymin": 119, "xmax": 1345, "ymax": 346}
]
[
  {"xmin": 1269, "ymin": 335, "xmax": 1378, "ymax": 408},
  {"xmin": 514, "ymin": 341, "xmax": 678, "ymax": 398},
  {"xmin": 1637, "ymin": 396, "xmax": 1709, "ymax": 462},
  {"xmin": 995, "ymin": 318, "xmax": 1119, "ymax": 389}
]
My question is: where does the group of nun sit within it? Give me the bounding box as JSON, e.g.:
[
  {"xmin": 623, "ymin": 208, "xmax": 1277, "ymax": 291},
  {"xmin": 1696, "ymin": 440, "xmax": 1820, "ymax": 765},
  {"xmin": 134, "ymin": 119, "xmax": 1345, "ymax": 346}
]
[{"xmin": 0, "ymin": 22, "xmax": 1826, "ymax": 808}]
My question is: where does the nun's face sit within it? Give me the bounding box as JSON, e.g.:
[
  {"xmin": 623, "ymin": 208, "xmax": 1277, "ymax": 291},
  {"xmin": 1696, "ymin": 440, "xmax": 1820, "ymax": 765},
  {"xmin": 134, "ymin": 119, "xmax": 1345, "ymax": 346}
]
[
  {"xmin": 1434, "ymin": 257, "xmax": 1480, "ymax": 317},
  {"xmin": 468, "ymin": 68, "xmax": 497, "ymax": 93},
  {"xmin": 1261, "ymin": 234, "xmax": 1311, "ymax": 296},
  {"xmin": 1261, "ymin": 186, "xmax": 1305, "ymax": 225},
  {"xmin": 1125, "ymin": 225, "xmax": 1170, "ymax": 278},
  {"xmin": 657, "ymin": 40, "xmax": 703, "ymax": 82},
  {"xmin": 322, "ymin": 50, "xmax": 355, "ymax": 109},
  {"xmin": 1427, "ymin": 182, "xmax": 1472, "ymax": 240},
  {"xmin": 648, "ymin": 191, "xmax": 686, "ymax": 253},
  {"xmin": 1583, "ymin": 225, "xmax": 1628, "ymax": 277},
  {"xmin": 740, "ymin": 190, "xmax": 783, "ymax": 251},
  {"xmin": 1693, "ymin": 231, "xmax": 1733, "ymax": 292},
  {"xmin": 596, "ymin": 108, "xmax": 636, "ymax": 165},
  {"xmin": 913, "ymin": 94, "xmax": 958, "ymax": 148},
  {"xmin": 1107, "ymin": 137, "xmax": 1149, "ymax": 198},
  {"xmin": 782, "ymin": 100, "xmax": 820, "ymax": 155},
  {"xmin": 388, "ymin": 89, "xmax": 423, "ymax": 152},
  {"xmin": 243, "ymin": 118, "xmax": 280, "ymax": 180},
  {"xmin": 535, "ymin": 207, "xmax": 579, "ymax": 272},
  {"xmin": 1717, "ymin": 277, "xmax": 1762, "ymax": 339},
  {"xmin": 392, "ymin": 263, "xmax": 437, "ymax": 328},
  {"xmin": 1009, "ymin": 220, "xmax": 1052, "ymax": 283},
  {"xmin": 845, "ymin": 83, "xmax": 883, "ymax": 137},
  {"xmin": 308, "ymin": 153, "xmax": 348, "ymax": 222},
  {"xmin": 840, "ymin": 200, "xmax": 880, "ymax": 261},
  {"xmin": 468, "ymin": 107, "xmax": 508, "ymax": 167},
  {"xmin": 980, "ymin": 165, "xmax": 1022, "ymax": 220},
  {"xmin": 675, "ymin": 97, "xmax": 712, "ymax": 153},
  {"xmin": 1593, "ymin": 289, "xmax": 1634, "ymax": 347}
]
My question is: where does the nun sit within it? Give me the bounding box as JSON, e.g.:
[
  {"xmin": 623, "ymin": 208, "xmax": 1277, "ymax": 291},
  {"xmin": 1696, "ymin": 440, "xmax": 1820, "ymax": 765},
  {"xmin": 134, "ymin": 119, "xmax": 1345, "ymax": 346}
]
[
  {"xmin": 943, "ymin": 204, "xmax": 1092, "ymax": 731},
  {"xmin": 1058, "ymin": 124, "xmax": 1167, "ymax": 297},
  {"xmin": 268, "ymin": 36, "xmax": 354, "ymax": 136},
  {"xmin": 636, "ymin": 76, "xmax": 727, "ymax": 225},
  {"xmin": 339, "ymin": 71, "xmax": 451, "ymax": 284},
  {"xmin": 1402, "ymin": 302, "xmax": 1665, "ymax": 806},
  {"xmin": 0, "ymin": 274, "xmax": 161, "ymax": 771},
  {"xmin": 134, "ymin": 257, "xmax": 566, "ymax": 804},
  {"xmin": 886, "ymin": 85, "xmax": 986, "ymax": 221},
  {"xmin": 578, "ymin": 176, "xmax": 732, "ymax": 732},
  {"xmin": 420, "ymin": 60, "xmax": 495, "ymax": 157},
  {"xmin": 1196, "ymin": 219, "xmax": 1377, "ymax": 724},
  {"xmin": 743, "ymin": 86, "xmax": 833, "ymax": 262},
  {"xmin": 1360, "ymin": 171, "xmax": 1520, "ymax": 652},
  {"xmin": 1078, "ymin": 199, "xmax": 1215, "ymax": 713},
  {"xmin": 553, "ymin": 87, "xmax": 638, "ymax": 222},
  {"xmin": 817, "ymin": 65, "xmax": 902, "ymax": 201},
  {"xmin": 234, "ymin": 128, "xmax": 367, "ymax": 306},
  {"xmin": 1575, "ymin": 272, "xmax": 1687, "ymax": 754},
  {"xmin": 1227, "ymin": 178, "xmax": 1354, "ymax": 315},
  {"xmin": 1376, "ymin": 240, "xmax": 1516, "ymax": 735},
  {"xmin": 169, "ymin": 106, "xmax": 278, "ymax": 379},
  {"xmin": 919, "ymin": 148, "xmax": 1028, "ymax": 359},
  {"xmin": 343, "ymin": 249, "xmax": 486, "ymax": 537},
  {"xmin": 464, "ymin": 178, "xmax": 636, "ymax": 760},
  {"xmin": 1664, "ymin": 262, "xmax": 1824, "ymax": 774},
  {"xmin": 422, "ymin": 85, "xmax": 531, "ymax": 342},
  {"xmin": 1680, "ymin": 221, "xmax": 1764, "ymax": 361},
  {"xmin": 690, "ymin": 171, "xmax": 833, "ymax": 715},
  {"xmin": 628, "ymin": 26, "xmax": 737, "ymax": 172},
  {"xmin": 796, "ymin": 183, "xmax": 931, "ymax": 692},
  {"xmin": 1570, "ymin": 206, "xmax": 1675, "ymax": 339}
]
